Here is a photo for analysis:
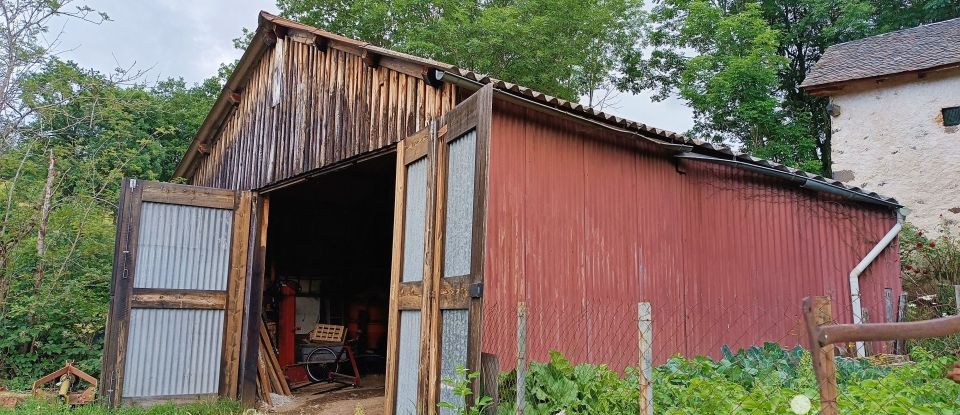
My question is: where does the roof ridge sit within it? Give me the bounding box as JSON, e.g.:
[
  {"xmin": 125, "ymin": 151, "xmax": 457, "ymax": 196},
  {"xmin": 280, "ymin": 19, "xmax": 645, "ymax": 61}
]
[{"xmin": 825, "ymin": 16, "xmax": 960, "ymax": 49}]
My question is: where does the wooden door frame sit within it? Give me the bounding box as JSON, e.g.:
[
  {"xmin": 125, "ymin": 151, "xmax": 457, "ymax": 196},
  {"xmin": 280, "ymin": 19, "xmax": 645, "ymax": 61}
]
[
  {"xmin": 383, "ymin": 85, "xmax": 493, "ymax": 415},
  {"xmin": 385, "ymin": 125, "xmax": 439, "ymax": 414},
  {"xmin": 426, "ymin": 84, "xmax": 493, "ymax": 413},
  {"xmin": 101, "ymin": 179, "xmax": 254, "ymax": 407}
]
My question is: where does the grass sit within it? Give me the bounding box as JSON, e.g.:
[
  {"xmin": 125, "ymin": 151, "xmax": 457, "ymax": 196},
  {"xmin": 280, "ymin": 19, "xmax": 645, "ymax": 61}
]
[{"xmin": 0, "ymin": 398, "xmax": 245, "ymax": 414}]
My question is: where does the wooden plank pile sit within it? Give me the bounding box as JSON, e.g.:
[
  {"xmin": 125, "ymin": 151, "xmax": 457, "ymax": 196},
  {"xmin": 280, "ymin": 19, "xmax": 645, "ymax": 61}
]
[{"xmin": 257, "ymin": 320, "xmax": 291, "ymax": 404}]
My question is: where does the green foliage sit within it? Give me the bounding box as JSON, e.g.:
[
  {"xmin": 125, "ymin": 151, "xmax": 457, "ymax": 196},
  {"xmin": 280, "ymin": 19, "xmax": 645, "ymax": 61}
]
[
  {"xmin": 633, "ymin": 0, "xmax": 960, "ymax": 174},
  {"xmin": 438, "ymin": 366, "xmax": 493, "ymax": 415},
  {"xmin": 499, "ymin": 346, "xmax": 960, "ymax": 414},
  {"xmin": 0, "ymin": 59, "xmax": 217, "ymax": 387},
  {"xmin": 0, "ymin": 398, "xmax": 243, "ymax": 414},
  {"xmin": 898, "ymin": 221, "xmax": 960, "ymax": 356},
  {"xmin": 275, "ymin": 0, "xmax": 644, "ymax": 102}
]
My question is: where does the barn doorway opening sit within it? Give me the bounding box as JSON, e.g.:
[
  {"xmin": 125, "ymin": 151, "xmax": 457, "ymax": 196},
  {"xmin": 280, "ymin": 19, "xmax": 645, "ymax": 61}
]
[{"xmin": 260, "ymin": 151, "xmax": 395, "ymax": 410}]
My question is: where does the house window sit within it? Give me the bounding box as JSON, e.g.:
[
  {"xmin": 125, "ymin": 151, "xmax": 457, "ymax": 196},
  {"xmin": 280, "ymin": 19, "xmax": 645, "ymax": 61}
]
[{"xmin": 944, "ymin": 106, "xmax": 960, "ymax": 127}]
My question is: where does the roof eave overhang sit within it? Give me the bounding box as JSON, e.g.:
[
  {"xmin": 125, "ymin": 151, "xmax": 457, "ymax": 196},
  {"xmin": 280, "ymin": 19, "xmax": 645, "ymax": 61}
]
[{"xmin": 801, "ymin": 61, "xmax": 960, "ymax": 96}]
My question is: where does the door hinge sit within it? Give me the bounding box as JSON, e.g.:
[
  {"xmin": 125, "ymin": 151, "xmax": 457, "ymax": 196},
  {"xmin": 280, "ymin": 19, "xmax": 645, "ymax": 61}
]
[
  {"xmin": 121, "ymin": 250, "xmax": 130, "ymax": 279},
  {"xmin": 469, "ymin": 282, "xmax": 483, "ymax": 299}
]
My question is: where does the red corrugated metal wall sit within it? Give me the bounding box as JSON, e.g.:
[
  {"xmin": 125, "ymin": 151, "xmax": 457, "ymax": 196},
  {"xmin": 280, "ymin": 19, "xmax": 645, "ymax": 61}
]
[{"xmin": 481, "ymin": 102, "xmax": 901, "ymax": 371}]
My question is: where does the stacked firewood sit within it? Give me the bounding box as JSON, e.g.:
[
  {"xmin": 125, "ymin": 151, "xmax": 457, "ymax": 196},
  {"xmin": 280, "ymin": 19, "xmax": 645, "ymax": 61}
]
[{"xmin": 257, "ymin": 320, "xmax": 291, "ymax": 404}]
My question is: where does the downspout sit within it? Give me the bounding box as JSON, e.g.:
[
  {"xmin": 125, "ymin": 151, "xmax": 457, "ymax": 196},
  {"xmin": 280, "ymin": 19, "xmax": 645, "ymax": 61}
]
[{"xmin": 850, "ymin": 208, "xmax": 906, "ymax": 357}]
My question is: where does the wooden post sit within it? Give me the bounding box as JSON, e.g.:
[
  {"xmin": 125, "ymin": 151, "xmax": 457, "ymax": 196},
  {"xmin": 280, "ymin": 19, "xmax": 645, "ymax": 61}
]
[
  {"xmin": 954, "ymin": 285, "xmax": 960, "ymax": 315},
  {"xmin": 638, "ymin": 302, "xmax": 653, "ymax": 415},
  {"xmin": 802, "ymin": 296, "xmax": 838, "ymax": 415},
  {"xmin": 515, "ymin": 302, "xmax": 527, "ymax": 415},
  {"xmin": 862, "ymin": 307, "xmax": 872, "ymax": 356},
  {"xmin": 896, "ymin": 292, "xmax": 908, "ymax": 354},
  {"xmin": 884, "ymin": 288, "xmax": 894, "ymax": 354},
  {"xmin": 480, "ymin": 353, "xmax": 499, "ymax": 415}
]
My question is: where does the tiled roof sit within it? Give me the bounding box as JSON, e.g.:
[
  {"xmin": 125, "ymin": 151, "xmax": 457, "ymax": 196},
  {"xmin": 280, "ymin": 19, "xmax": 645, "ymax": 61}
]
[{"xmin": 801, "ymin": 17, "xmax": 960, "ymax": 88}]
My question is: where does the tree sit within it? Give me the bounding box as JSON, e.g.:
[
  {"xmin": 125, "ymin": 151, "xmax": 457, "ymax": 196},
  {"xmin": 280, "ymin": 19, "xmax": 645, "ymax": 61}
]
[
  {"xmin": 630, "ymin": 0, "xmax": 960, "ymax": 174},
  {"xmin": 275, "ymin": 0, "xmax": 645, "ymax": 104},
  {"xmin": 0, "ymin": 58, "xmax": 218, "ymax": 386}
]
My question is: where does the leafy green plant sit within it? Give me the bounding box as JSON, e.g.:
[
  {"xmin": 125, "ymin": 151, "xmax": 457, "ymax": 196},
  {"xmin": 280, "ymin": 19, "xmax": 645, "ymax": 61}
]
[
  {"xmin": 439, "ymin": 366, "xmax": 492, "ymax": 415},
  {"xmin": 499, "ymin": 346, "xmax": 960, "ymax": 414}
]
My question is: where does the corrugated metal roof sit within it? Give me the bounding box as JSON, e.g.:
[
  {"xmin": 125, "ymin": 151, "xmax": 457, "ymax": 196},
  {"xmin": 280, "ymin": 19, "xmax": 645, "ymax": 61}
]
[
  {"xmin": 802, "ymin": 17, "xmax": 960, "ymax": 89},
  {"xmin": 176, "ymin": 11, "xmax": 899, "ymax": 207}
]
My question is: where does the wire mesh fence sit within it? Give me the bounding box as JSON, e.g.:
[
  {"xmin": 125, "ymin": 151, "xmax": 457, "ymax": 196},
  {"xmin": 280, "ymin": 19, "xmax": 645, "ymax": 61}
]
[{"xmin": 450, "ymin": 292, "xmax": 960, "ymax": 415}]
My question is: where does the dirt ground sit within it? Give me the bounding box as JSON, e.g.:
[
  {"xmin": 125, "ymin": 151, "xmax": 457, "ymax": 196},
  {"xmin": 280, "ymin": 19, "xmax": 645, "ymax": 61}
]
[{"xmin": 266, "ymin": 374, "xmax": 385, "ymax": 415}]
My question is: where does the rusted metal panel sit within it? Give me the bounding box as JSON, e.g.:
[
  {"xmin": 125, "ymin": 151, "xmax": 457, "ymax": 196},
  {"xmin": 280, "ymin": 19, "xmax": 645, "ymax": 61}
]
[
  {"xmin": 133, "ymin": 203, "xmax": 233, "ymax": 291},
  {"xmin": 482, "ymin": 102, "xmax": 902, "ymax": 371},
  {"xmin": 188, "ymin": 36, "xmax": 457, "ymax": 190},
  {"xmin": 122, "ymin": 309, "xmax": 225, "ymax": 398}
]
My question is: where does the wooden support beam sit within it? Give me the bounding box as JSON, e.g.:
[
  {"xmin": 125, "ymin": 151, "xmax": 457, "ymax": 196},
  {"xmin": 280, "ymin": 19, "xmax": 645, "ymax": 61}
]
[
  {"xmin": 362, "ymin": 50, "xmax": 381, "ymax": 68},
  {"xmin": 131, "ymin": 289, "xmax": 227, "ymax": 310}
]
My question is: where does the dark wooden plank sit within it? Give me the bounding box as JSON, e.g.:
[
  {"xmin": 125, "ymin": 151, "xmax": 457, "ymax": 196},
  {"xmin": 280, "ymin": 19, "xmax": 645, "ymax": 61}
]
[
  {"xmin": 105, "ymin": 179, "xmax": 144, "ymax": 406},
  {"xmin": 221, "ymin": 191, "xmax": 253, "ymax": 398},
  {"xmin": 438, "ymin": 275, "xmax": 471, "ymax": 310},
  {"xmin": 140, "ymin": 181, "xmax": 236, "ymax": 210},
  {"xmin": 397, "ymin": 282, "xmax": 424, "ymax": 310},
  {"xmin": 239, "ymin": 195, "xmax": 269, "ymax": 406},
  {"xmin": 130, "ymin": 289, "xmax": 227, "ymax": 310},
  {"xmin": 101, "ymin": 178, "xmax": 134, "ymax": 406}
]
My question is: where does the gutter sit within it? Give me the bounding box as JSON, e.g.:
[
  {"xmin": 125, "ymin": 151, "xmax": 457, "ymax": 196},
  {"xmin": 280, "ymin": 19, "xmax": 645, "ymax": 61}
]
[
  {"xmin": 673, "ymin": 152, "xmax": 901, "ymax": 209},
  {"xmin": 849, "ymin": 209, "xmax": 906, "ymax": 357}
]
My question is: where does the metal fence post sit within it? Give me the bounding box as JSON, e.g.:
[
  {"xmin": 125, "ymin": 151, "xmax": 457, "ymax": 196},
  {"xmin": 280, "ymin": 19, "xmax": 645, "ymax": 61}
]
[
  {"xmin": 638, "ymin": 302, "xmax": 653, "ymax": 415},
  {"xmin": 515, "ymin": 302, "xmax": 527, "ymax": 415}
]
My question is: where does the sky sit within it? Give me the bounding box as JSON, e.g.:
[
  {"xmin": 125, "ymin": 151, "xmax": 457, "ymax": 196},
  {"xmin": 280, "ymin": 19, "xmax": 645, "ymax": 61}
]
[{"xmin": 51, "ymin": 0, "xmax": 694, "ymax": 133}]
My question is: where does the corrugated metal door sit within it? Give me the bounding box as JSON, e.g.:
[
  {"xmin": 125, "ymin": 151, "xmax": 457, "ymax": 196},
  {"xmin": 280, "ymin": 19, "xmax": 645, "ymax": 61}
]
[
  {"xmin": 385, "ymin": 85, "xmax": 493, "ymax": 415},
  {"xmin": 102, "ymin": 179, "xmax": 253, "ymax": 406}
]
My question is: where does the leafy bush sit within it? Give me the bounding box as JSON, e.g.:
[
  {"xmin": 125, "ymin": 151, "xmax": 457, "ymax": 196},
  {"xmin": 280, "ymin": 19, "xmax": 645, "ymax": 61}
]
[
  {"xmin": 493, "ymin": 345, "xmax": 960, "ymax": 414},
  {"xmin": 899, "ymin": 222, "xmax": 960, "ymax": 357}
]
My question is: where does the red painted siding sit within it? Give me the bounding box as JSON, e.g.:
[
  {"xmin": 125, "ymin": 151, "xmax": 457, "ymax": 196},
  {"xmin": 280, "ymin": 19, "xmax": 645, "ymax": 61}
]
[{"xmin": 481, "ymin": 103, "xmax": 901, "ymax": 371}]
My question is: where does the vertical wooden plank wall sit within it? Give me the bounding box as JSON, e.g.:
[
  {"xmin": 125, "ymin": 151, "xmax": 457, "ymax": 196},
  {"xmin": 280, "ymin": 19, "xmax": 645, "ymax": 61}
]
[{"xmin": 190, "ymin": 36, "xmax": 457, "ymax": 190}]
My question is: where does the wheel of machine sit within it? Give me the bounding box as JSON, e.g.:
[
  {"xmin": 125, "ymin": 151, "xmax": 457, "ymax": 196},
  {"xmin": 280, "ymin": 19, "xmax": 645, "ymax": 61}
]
[{"xmin": 305, "ymin": 346, "xmax": 341, "ymax": 382}]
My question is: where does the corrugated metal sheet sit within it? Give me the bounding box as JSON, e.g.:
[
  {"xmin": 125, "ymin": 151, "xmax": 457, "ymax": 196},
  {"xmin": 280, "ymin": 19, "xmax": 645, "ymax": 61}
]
[
  {"xmin": 402, "ymin": 159, "xmax": 427, "ymax": 283},
  {"xmin": 482, "ymin": 103, "xmax": 902, "ymax": 371},
  {"xmin": 133, "ymin": 202, "xmax": 233, "ymax": 290},
  {"xmin": 122, "ymin": 309, "xmax": 224, "ymax": 397},
  {"xmin": 439, "ymin": 309, "xmax": 469, "ymax": 414},
  {"xmin": 396, "ymin": 310, "xmax": 421, "ymax": 414},
  {"xmin": 443, "ymin": 131, "xmax": 477, "ymax": 277}
]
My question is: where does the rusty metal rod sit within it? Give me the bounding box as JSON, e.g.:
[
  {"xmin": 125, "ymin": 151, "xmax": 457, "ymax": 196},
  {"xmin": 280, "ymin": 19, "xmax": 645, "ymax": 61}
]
[{"xmin": 818, "ymin": 314, "xmax": 960, "ymax": 346}]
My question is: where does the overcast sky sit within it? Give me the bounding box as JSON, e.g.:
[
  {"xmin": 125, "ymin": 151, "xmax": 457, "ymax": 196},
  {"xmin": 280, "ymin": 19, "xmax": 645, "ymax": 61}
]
[{"xmin": 52, "ymin": 0, "xmax": 694, "ymax": 133}]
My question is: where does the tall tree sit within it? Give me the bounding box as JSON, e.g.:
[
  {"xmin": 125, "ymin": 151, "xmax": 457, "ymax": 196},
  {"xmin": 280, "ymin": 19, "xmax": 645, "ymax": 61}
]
[
  {"xmin": 276, "ymin": 0, "xmax": 645, "ymax": 104},
  {"xmin": 629, "ymin": 0, "xmax": 960, "ymax": 174}
]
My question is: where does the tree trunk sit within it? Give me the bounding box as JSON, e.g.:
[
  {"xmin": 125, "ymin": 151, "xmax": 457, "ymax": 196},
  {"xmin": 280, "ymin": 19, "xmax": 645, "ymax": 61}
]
[{"xmin": 34, "ymin": 149, "xmax": 55, "ymax": 292}]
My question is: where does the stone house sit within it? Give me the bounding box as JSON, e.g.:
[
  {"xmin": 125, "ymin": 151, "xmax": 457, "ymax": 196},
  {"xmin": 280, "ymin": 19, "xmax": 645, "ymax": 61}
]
[{"xmin": 802, "ymin": 17, "xmax": 960, "ymax": 233}]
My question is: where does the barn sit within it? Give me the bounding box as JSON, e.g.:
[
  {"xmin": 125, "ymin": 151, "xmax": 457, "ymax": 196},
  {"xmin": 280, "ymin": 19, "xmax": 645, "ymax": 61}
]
[{"xmin": 100, "ymin": 11, "xmax": 904, "ymax": 414}]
